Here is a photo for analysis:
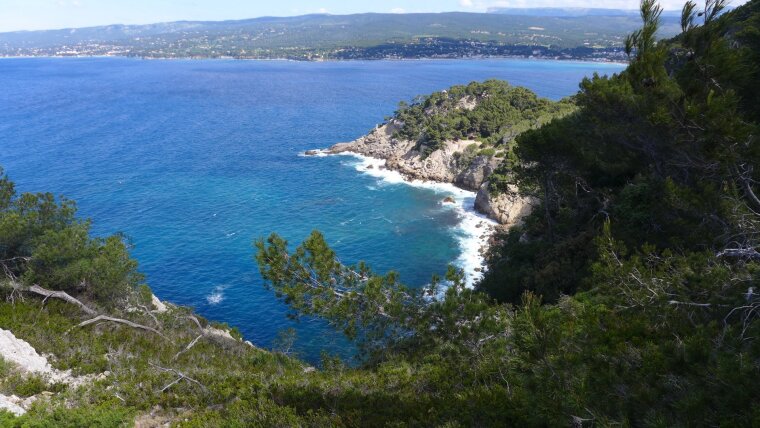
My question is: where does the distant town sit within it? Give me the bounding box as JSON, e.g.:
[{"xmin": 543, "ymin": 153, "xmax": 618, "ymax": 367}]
[
  {"xmin": 0, "ymin": 39, "xmax": 628, "ymax": 62},
  {"xmin": 0, "ymin": 11, "xmax": 675, "ymax": 62}
]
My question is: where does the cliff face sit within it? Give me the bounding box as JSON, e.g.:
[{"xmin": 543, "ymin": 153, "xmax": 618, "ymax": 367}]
[
  {"xmin": 474, "ymin": 183, "xmax": 536, "ymax": 228},
  {"xmin": 328, "ymin": 122, "xmax": 497, "ymax": 192},
  {"xmin": 326, "ymin": 122, "xmax": 533, "ymax": 226}
]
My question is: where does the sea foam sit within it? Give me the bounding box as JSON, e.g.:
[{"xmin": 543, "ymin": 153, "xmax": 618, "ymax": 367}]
[
  {"xmin": 333, "ymin": 152, "xmax": 498, "ymax": 287},
  {"xmin": 206, "ymin": 285, "xmax": 229, "ymax": 305}
]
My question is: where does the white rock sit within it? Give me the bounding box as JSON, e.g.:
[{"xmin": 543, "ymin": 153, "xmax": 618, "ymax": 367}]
[
  {"xmin": 0, "ymin": 394, "xmax": 26, "ymax": 416},
  {"xmin": 0, "ymin": 329, "xmax": 90, "ymax": 387},
  {"xmin": 151, "ymin": 294, "xmax": 168, "ymax": 313},
  {"xmin": 328, "ymin": 123, "xmax": 498, "ymax": 192},
  {"xmin": 204, "ymin": 327, "xmax": 235, "ymax": 341},
  {"xmin": 474, "ymin": 183, "xmax": 536, "ymax": 228},
  {"xmin": 0, "ymin": 329, "xmax": 54, "ymax": 375}
]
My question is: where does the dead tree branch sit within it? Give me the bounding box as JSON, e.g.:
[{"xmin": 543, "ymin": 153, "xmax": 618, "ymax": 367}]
[
  {"xmin": 187, "ymin": 315, "xmax": 204, "ymax": 334},
  {"xmin": 69, "ymin": 315, "xmax": 169, "ymax": 340},
  {"xmin": 138, "ymin": 304, "xmax": 160, "ymax": 327},
  {"xmin": 173, "ymin": 334, "xmax": 204, "ymax": 360},
  {"xmin": 25, "ymin": 284, "xmax": 98, "ymax": 315},
  {"xmin": 149, "ymin": 363, "xmax": 207, "ymax": 393}
]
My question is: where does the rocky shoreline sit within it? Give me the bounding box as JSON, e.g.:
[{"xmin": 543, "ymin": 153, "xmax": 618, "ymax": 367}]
[
  {"xmin": 306, "ymin": 122, "xmax": 535, "ymax": 284},
  {"xmin": 310, "ymin": 121, "xmax": 535, "ymax": 230}
]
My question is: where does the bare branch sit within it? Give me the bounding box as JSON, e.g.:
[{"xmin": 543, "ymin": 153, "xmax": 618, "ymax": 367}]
[
  {"xmin": 69, "ymin": 315, "xmax": 169, "ymax": 340},
  {"xmin": 26, "ymin": 284, "xmax": 98, "ymax": 315},
  {"xmin": 149, "ymin": 363, "xmax": 207, "ymax": 393},
  {"xmin": 668, "ymin": 300, "xmax": 712, "ymax": 307},
  {"xmin": 138, "ymin": 305, "xmax": 160, "ymax": 327},
  {"xmin": 173, "ymin": 334, "xmax": 204, "ymax": 360},
  {"xmin": 187, "ymin": 315, "xmax": 204, "ymax": 333}
]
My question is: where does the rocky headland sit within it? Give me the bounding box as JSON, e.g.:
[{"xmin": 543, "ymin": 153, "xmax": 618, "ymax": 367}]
[{"xmin": 322, "ymin": 121, "xmax": 535, "ymax": 229}]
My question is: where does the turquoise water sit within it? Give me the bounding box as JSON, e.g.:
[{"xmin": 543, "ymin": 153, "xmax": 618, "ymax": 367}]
[{"xmin": 0, "ymin": 57, "xmax": 624, "ymax": 361}]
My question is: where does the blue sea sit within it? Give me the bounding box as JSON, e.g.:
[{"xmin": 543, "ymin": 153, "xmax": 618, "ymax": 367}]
[{"xmin": 0, "ymin": 57, "xmax": 624, "ymax": 362}]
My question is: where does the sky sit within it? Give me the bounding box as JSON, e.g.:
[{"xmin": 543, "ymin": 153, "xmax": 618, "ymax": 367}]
[{"xmin": 0, "ymin": 0, "xmax": 749, "ymax": 32}]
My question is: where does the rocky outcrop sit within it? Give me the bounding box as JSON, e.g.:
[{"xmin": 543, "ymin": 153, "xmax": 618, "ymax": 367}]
[
  {"xmin": 324, "ymin": 122, "xmax": 536, "ymax": 227},
  {"xmin": 474, "ymin": 183, "xmax": 536, "ymax": 228},
  {"xmin": 151, "ymin": 294, "xmax": 168, "ymax": 313},
  {"xmin": 328, "ymin": 122, "xmax": 410, "ymax": 159},
  {"xmin": 0, "ymin": 328, "xmax": 99, "ymax": 415},
  {"xmin": 327, "ymin": 122, "xmax": 499, "ymax": 192},
  {"xmin": 456, "ymin": 155, "xmax": 500, "ymax": 191},
  {"xmin": 0, "ymin": 395, "xmax": 27, "ymax": 416}
]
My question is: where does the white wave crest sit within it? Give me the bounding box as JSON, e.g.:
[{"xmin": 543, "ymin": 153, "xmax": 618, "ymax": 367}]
[
  {"xmin": 206, "ymin": 285, "xmax": 229, "ymax": 305},
  {"xmin": 331, "ymin": 151, "xmax": 498, "ymax": 287}
]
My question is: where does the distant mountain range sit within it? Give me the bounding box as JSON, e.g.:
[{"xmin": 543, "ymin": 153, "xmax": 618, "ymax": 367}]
[{"xmin": 0, "ymin": 11, "xmax": 681, "ymax": 61}]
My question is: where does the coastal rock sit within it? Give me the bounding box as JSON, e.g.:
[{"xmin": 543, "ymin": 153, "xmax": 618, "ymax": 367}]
[
  {"xmin": 443, "ymin": 196, "xmax": 456, "ymax": 204},
  {"xmin": 385, "ymin": 139, "xmax": 473, "ymax": 185},
  {"xmin": 327, "ymin": 121, "xmax": 533, "ymax": 227},
  {"xmin": 456, "ymin": 95, "xmax": 478, "ymax": 111},
  {"xmin": 0, "ymin": 395, "xmax": 26, "ymax": 416},
  {"xmin": 328, "ymin": 122, "xmax": 500, "ymax": 192},
  {"xmin": 455, "ymin": 155, "xmax": 501, "ymax": 190},
  {"xmin": 0, "ymin": 327, "xmax": 97, "ymax": 405},
  {"xmin": 151, "ymin": 294, "xmax": 168, "ymax": 313},
  {"xmin": 204, "ymin": 327, "xmax": 237, "ymax": 341},
  {"xmin": 328, "ymin": 122, "xmax": 409, "ymax": 159},
  {"xmin": 475, "ymin": 182, "xmax": 536, "ymax": 228}
]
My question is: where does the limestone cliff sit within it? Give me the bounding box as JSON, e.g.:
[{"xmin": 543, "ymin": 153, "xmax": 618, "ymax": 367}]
[
  {"xmin": 328, "ymin": 122, "xmax": 498, "ymax": 192},
  {"xmin": 474, "ymin": 183, "xmax": 536, "ymax": 229},
  {"xmin": 325, "ymin": 122, "xmax": 533, "ymax": 226}
]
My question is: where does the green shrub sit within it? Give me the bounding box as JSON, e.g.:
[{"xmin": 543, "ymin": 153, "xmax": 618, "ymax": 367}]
[{"xmin": 477, "ymin": 147, "xmax": 496, "ymax": 157}]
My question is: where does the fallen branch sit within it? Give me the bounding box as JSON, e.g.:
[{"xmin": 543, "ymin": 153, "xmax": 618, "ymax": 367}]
[
  {"xmin": 26, "ymin": 284, "xmax": 98, "ymax": 315},
  {"xmin": 69, "ymin": 315, "xmax": 169, "ymax": 340},
  {"xmin": 150, "ymin": 363, "xmax": 207, "ymax": 393},
  {"xmin": 139, "ymin": 304, "xmax": 160, "ymax": 327},
  {"xmin": 187, "ymin": 315, "xmax": 204, "ymax": 334},
  {"xmin": 668, "ymin": 300, "xmax": 712, "ymax": 308},
  {"xmin": 173, "ymin": 334, "xmax": 204, "ymax": 360}
]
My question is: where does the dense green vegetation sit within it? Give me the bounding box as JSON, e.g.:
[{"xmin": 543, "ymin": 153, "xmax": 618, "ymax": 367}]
[
  {"xmin": 480, "ymin": 0, "xmax": 760, "ymax": 304},
  {"xmin": 0, "ymin": 0, "xmax": 758, "ymax": 426},
  {"xmin": 392, "ymin": 80, "xmax": 576, "ymax": 154},
  {"xmin": 0, "ymin": 173, "xmax": 143, "ymax": 307},
  {"xmin": 256, "ymin": 0, "xmax": 760, "ymax": 425}
]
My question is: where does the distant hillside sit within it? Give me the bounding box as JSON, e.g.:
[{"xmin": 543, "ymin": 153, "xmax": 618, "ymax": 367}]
[
  {"xmin": 487, "ymin": 7, "xmax": 684, "ymax": 17},
  {"xmin": 0, "ymin": 11, "xmax": 681, "ymax": 60}
]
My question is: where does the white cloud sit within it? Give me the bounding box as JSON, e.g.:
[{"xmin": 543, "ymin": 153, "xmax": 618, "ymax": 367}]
[
  {"xmin": 390, "ymin": 7, "xmax": 406, "ymax": 13},
  {"xmin": 56, "ymin": 0, "xmax": 82, "ymax": 6},
  {"xmin": 459, "ymin": 0, "xmax": 475, "ymax": 7},
  {"xmin": 318, "ymin": 7, "xmax": 328, "ymax": 14}
]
